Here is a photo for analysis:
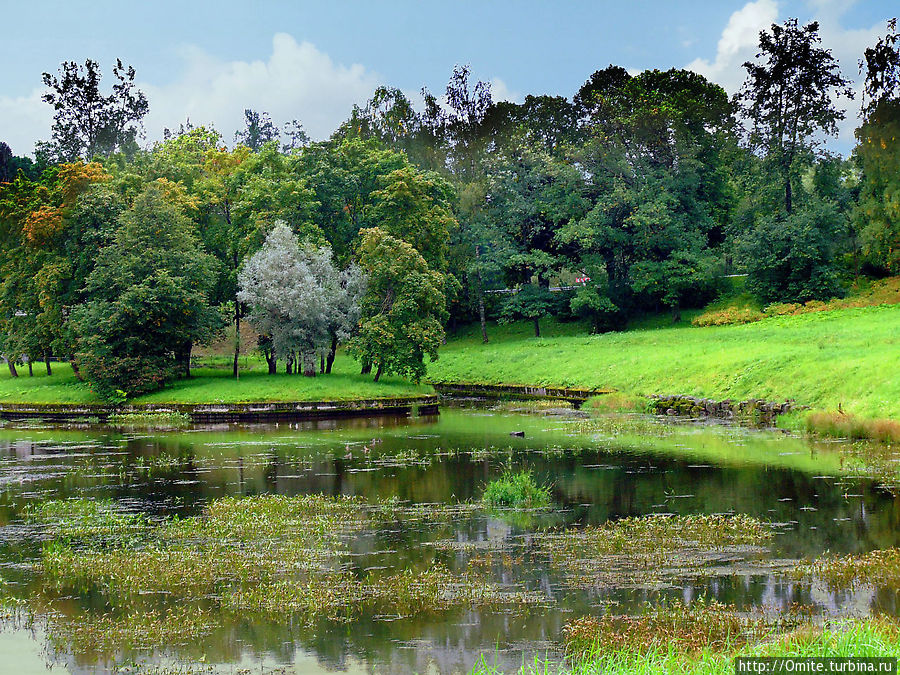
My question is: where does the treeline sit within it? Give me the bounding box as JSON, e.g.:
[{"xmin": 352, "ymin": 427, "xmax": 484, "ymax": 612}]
[{"xmin": 0, "ymin": 18, "xmax": 899, "ymax": 400}]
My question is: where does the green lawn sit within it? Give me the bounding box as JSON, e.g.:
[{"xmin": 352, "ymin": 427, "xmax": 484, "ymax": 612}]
[
  {"xmin": 430, "ymin": 305, "xmax": 900, "ymax": 420},
  {"xmin": 0, "ymin": 355, "xmax": 430, "ymax": 405}
]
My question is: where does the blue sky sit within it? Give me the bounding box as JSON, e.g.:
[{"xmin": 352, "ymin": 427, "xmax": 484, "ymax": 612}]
[{"xmin": 0, "ymin": 0, "xmax": 895, "ymax": 156}]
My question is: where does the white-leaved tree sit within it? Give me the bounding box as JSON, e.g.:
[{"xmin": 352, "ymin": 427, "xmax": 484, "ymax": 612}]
[{"xmin": 237, "ymin": 222, "xmax": 365, "ymax": 377}]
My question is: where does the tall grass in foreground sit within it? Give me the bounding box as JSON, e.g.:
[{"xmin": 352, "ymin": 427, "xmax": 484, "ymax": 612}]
[
  {"xmin": 805, "ymin": 411, "xmax": 900, "ymax": 443},
  {"xmin": 471, "ymin": 618, "xmax": 900, "ymax": 675}
]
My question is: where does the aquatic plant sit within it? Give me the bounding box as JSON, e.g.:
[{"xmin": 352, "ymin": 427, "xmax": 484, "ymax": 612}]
[
  {"xmin": 794, "ymin": 548, "xmax": 900, "ymax": 591},
  {"xmin": 482, "ymin": 469, "xmax": 552, "ymax": 508}
]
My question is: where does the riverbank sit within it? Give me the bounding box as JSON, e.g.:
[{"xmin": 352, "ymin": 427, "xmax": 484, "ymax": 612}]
[
  {"xmin": 0, "ymin": 358, "xmax": 434, "ymax": 421},
  {"xmin": 431, "ymin": 305, "xmax": 900, "ymax": 422}
]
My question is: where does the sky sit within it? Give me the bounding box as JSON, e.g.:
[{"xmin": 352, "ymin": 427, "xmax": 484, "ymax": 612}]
[{"xmin": 0, "ymin": 0, "xmax": 895, "ymax": 157}]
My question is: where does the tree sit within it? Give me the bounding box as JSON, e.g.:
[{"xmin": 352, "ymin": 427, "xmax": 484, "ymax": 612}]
[
  {"xmin": 738, "ymin": 19, "xmax": 853, "ymax": 214},
  {"xmin": 737, "ymin": 198, "xmax": 844, "ymax": 303},
  {"xmin": 854, "ymin": 19, "xmax": 900, "ymax": 273},
  {"xmin": 235, "ymin": 109, "xmax": 279, "ymax": 151},
  {"xmin": 71, "ymin": 181, "xmax": 221, "ymax": 400},
  {"xmin": 238, "ymin": 223, "xmax": 362, "ymax": 377},
  {"xmin": 0, "ymin": 143, "xmax": 11, "ymax": 183},
  {"xmin": 41, "ymin": 59, "xmax": 149, "ymax": 161},
  {"xmin": 499, "ymin": 284, "xmax": 554, "ymax": 337},
  {"xmin": 350, "ymin": 228, "xmax": 447, "ymax": 383}
]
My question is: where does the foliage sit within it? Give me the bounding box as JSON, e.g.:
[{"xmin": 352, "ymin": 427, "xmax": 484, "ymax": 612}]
[
  {"xmin": 350, "ymin": 228, "xmax": 448, "ymax": 382},
  {"xmin": 40, "ymin": 58, "xmax": 148, "ymax": 161},
  {"xmin": 71, "ymin": 181, "xmax": 222, "ymax": 399},
  {"xmin": 738, "ymin": 19, "xmax": 854, "ymax": 214},
  {"xmin": 738, "ymin": 199, "xmax": 845, "ymax": 303},
  {"xmin": 854, "ymin": 99, "xmax": 900, "ymax": 274},
  {"xmin": 237, "ymin": 222, "xmax": 363, "ymax": 375}
]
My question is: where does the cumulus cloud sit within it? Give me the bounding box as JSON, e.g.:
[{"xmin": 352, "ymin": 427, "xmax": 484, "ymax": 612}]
[
  {"xmin": 686, "ymin": 0, "xmax": 779, "ymax": 94},
  {"xmin": 687, "ymin": 0, "xmax": 887, "ymax": 151},
  {"xmin": 0, "ymin": 88, "xmax": 52, "ymax": 156},
  {"xmin": 141, "ymin": 33, "xmax": 382, "ymax": 145},
  {"xmin": 489, "ymin": 77, "xmax": 522, "ymax": 104}
]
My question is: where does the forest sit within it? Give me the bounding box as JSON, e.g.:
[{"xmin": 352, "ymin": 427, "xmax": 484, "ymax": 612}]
[{"xmin": 1, "ymin": 17, "xmax": 899, "ymax": 402}]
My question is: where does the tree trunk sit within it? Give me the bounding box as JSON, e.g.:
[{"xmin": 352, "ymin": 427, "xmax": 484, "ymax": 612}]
[
  {"xmin": 361, "ymin": 360, "xmax": 372, "ymax": 375},
  {"xmin": 304, "ymin": 353, "xmax": 316, "ymax": 377},
  {"xmin": 319, "ymin": 353, "xmax": 325, "ymax": 374},
  {"xmin": 44, "ymin": 353, "xmax": 52, "ymax": 376},
  {"xmin": 176, "ymin": 341, "xmax": 192, "ymax": 378},
  {"xmin": 265, "ymin": 350, "xmax": 277, "ymax": 375},
  {"xmin": 233, "ymin": 304, "xmax": 241, "ymax": 380},
  {"xmin": 70, "ymin": 359, "xmax": 81, "ymax": 380},
  {"xmin": 475, "ymin": 246, "xmax": 489, "ymax": 344},
  {"xmin": 671, "ymin": 305, "xmax": 681, "ymax": 323},
  {"xmin": 325, "ymin": 334, "xmax": 337, "ymax": 374},
  {"xmin": 784, "ymin": 175, "xmax": 792, "ymax": 214},
  {"xmin": 285, "ymin": 352, "xmax": 294, "ymax": 375},
  {"xmin": 27, "ymin": 359, "xmax": 33, "ymax": 376},
  {"xmin": 5, "ymin": 358, "xmax": 18, "ymax": 378},
  {"xmin": 373, "ymin": 363, "xmax": 383, "ymax": 382},
  {"xmin": 533, "ymin": 317, "xmax": 541, "ymax": 338}
]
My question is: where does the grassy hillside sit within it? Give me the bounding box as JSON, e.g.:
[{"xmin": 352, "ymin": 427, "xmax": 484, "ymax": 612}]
[
  {"xmin": 0, "ymin": 356, "xmax": 430, "ymax": 405},
  {"xmin": 430, "ymin": 305, "xmax": 900, "ymax": 420}
]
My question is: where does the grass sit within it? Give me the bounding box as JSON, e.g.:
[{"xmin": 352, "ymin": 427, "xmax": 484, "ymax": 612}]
[
  {"xmin": 471, "ymin": 616, "xmax": 900, "ymax": 675},
  {"xmin": 433, "ymin": 304, "xmax": 900, "ymax": 421},
  {"xmin": 25, "ymin": 494, "xmax": 541, "ymax": 654},
  {"xmin": 794, "ymin": 548, "xmax": 900, "ymax": 591},
  {"xmin": 0, "ymin": 354, "xmax": 430, "ymax": 405},
  {"xmin": 692, "ymin": 277, "xmax": 900, "ymax": 327},
  {"xmin": 540, "ymin": 514, "xmax": 774, "ymax": 589},
  {"xmin": 482, "ymin": 469, "xmax": 552, "ymax": 508}
]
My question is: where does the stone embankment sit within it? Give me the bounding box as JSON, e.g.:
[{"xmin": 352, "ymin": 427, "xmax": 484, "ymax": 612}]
[
  {"xmin": 0, "ymin": 395, "xmax": 439, "ymax": 423},
  {"xmin": 649, "ymin": 394, "xmax": 798, "ymax": 425}
]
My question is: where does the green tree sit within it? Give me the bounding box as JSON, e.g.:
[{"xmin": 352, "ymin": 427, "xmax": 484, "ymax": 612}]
[
  {"xmin": 350, "ymin": 228, "xmax": 448, "ymax": 383},
  {"xmin": 854, "ymin": 19, "xmax": 900, "ymax": 274},
  {"xmin": 40, "ymin": 59, "xmax": 148, "ymax": 161},
  {"xmin": 72, "ymin": 181, "xmax": 222, "ymax": 400},
  {"xmin": 738, "ymin": 19, "xmax": 853, "ymax": 214}
]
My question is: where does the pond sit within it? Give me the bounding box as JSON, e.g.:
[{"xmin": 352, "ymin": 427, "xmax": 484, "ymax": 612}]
[{"xmin": 0, "ymin": 403, "xmax": 897, "ymax": 674}]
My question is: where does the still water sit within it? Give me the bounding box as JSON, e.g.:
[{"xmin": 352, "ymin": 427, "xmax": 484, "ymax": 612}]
[{"xmin": 0, "ymin": 404, "xmax": 897, "ymax": 674}]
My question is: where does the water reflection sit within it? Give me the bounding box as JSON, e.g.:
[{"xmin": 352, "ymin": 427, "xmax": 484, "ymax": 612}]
[{"xmin": 0, "ymin": 406, "xmax": 898, "ymax": 674}]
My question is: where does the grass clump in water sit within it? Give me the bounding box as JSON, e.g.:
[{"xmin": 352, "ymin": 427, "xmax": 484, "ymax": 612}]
[
  {"xmin": 794, "ymin": 548, "xmax": 900, "ymax": 591},
  {"xmin": 27, "ymin": 498, "xmax": 148, "ymax": 544},
  {"xmin": 805, "ymin": 410, "xmax": 900, "ymax": 444},
  {"xmin": 541, "ymin": 514, "xmax": 774, "ymax": 588},
  {"xmin": 106, "ymin": 411, "xmax": 192, "ymax": 428},
  {"xmin": 33, "ymin": 493, "xmax": 543, "ymax": 654},
  {"xmin": 483, "ymin": 469, "xmax": 552, "ymax": 508}
]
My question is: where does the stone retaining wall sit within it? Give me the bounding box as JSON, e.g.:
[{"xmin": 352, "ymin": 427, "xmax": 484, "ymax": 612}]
[
  {"xmin": 649, "ymin": 394, "xmax": 798, "ymax": 425},
  {"xmin": 0, "ymin": 395, "xmax": 439, "ymax": 423}
]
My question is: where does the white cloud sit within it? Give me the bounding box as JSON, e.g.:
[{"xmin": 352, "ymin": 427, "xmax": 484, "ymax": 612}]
[
  {"xmin": 687, "ymin": 0, "xmax": 887, "ymax": 152},
  {"xmin": 0, "ymin": 88, "xmax": 52, "ymax": 156},
  {"xmin": 489, "ymin": 77, "xmax": 521, "ymax": 104},
  {"xmin": 686, "ymin": 0, "xmax": 779, "ymax": 94},
  {"xmin": 141, "ymin": 33, "xmax": 382, "ymax": 145}
]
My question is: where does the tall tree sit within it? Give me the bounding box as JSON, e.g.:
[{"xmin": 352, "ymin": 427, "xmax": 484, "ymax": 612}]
[
  {"xmin": 40, "ymin": 59, "xmax": 149, "ymax": 161},
  {"xmin": 71, "ymin": 181, "xmax": 221, "ymax": 399},
  {"xmin": 738, "ymin": 19, "xmax": 853, "ymax": 213},
  {"xmin": 235, "ymin": 109, "xmax": 279, "ymax": 151},
  {"xmin": 854, "ymin": 18, "xmax": 900, "ymax": 273},
  {"xmin": 350, "ymin": 228, "xmax": 448, "ymax": 383}
]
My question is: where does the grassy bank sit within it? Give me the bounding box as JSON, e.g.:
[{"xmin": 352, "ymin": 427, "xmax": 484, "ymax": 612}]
[
  {"xmin": 472, "ymin": 618, "xmax": 900, "ymax": 675},
  {"xmin": 431, "ymin": 305, "xmax": 900, "ymax": 421},
  {"xmin": 0, "ymin": 356, "xmax": 430, "ymax": 405}
]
